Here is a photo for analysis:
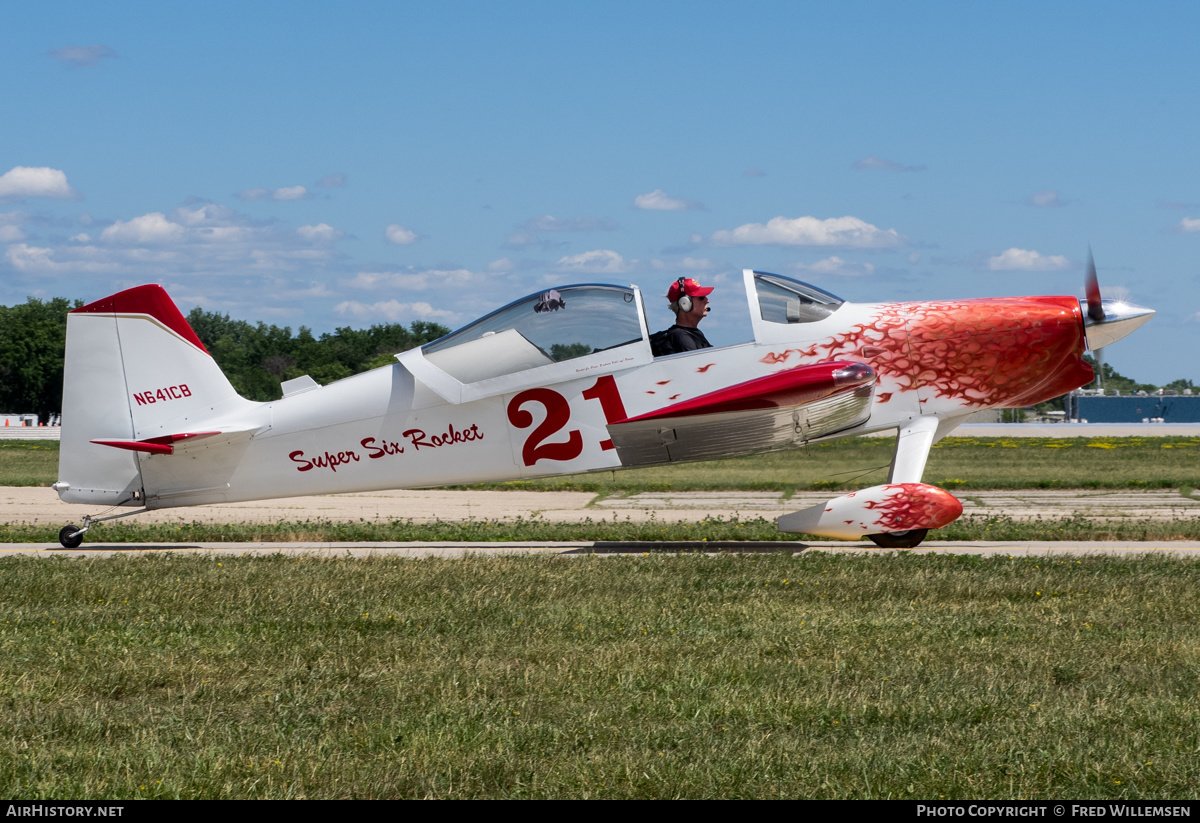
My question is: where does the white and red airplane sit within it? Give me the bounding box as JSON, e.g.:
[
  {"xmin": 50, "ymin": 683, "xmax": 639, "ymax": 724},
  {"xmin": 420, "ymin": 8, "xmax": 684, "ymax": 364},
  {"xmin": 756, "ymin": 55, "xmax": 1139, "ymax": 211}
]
[{"xmin": 53, "ymin": 264, "xmax": 1153, "ymax": 549}]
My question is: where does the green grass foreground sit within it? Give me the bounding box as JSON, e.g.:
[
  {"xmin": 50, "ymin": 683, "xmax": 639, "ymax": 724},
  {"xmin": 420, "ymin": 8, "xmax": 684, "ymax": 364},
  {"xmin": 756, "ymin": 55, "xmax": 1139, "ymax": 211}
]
[
  {"xmin": 5, "ymin": 436, "xmax": 1200, "ymax": 491},
  {"xmin": 4, "ymin": 552, "xmax": 1200, "ymax": 799},
  {"xmin": 5, "ymin": 513, "xmax": 1200, "ymax": 544},
  {"xmin": 0, "ymin": 440, "xmax": 58, "ymax": 487}
]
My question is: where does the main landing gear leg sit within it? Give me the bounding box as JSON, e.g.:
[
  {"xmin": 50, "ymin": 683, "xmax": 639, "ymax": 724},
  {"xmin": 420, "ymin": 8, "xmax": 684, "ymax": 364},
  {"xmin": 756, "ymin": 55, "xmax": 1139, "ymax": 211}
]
[
  {"xmin": 865, "ymin": 415, "xmax": 942, "ymax": 550},
  {"xmin": 58, "ymin": 508, "xmax": 150, "ymax": 549}
]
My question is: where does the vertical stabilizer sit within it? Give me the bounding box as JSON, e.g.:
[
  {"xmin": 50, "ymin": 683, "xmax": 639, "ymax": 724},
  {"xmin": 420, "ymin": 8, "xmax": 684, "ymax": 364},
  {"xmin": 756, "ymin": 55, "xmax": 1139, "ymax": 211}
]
[{"xmin": 56, "ymin": 285, "xmax": 250, "ymax": 506}]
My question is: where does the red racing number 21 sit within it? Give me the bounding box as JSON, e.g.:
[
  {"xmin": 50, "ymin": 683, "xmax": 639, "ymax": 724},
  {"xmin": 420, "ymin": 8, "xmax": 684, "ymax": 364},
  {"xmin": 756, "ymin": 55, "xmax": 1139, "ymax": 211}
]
[{"xmin": 506, "ymin": 375, "xmax": 628, "ymax": 467}]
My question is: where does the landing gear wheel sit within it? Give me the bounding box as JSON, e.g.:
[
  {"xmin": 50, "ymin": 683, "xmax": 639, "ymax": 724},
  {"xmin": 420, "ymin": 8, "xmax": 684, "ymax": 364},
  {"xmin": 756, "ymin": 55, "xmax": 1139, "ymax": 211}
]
[
  {"xmin": 867, "ymin": 529, "xmax": 928, "ymax": 549},
  {"xmin": 59, "ymin": 525, "xmax": 83, "ymax": 549}
]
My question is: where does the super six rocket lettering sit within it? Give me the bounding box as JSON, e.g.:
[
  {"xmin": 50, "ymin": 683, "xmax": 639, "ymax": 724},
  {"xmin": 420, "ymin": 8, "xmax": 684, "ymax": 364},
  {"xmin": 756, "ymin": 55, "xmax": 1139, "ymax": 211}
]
[{"xmin": 288, "ymin": 423, "xmax": 484, "ymax": 473}]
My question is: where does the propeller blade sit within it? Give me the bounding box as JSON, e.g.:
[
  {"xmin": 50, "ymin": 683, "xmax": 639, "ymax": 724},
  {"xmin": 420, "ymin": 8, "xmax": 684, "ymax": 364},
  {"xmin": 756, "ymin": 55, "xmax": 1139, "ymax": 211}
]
[{"xmin": 1085, "ymin": 247, "xmax": 1105, "ymax": 322}]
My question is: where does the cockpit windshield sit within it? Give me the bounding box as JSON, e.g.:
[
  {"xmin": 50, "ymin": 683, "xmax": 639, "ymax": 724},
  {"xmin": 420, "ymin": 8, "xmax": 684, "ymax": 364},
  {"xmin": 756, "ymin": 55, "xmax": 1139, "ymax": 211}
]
[
  {"xmin": 753, "ymin": 271, "xmax": 844, "ymax": 324},
  {"xmin": 422, "ymin": 284, "xmax": 645, "ymax": 383}
]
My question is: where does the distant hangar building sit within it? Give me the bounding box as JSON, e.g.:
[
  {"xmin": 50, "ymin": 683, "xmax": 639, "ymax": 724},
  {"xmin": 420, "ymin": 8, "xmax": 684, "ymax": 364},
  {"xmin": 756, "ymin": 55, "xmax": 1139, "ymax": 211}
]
[{"xmin": 1065, "ymin": 391, "xmax": 1200, "ymax": 423}]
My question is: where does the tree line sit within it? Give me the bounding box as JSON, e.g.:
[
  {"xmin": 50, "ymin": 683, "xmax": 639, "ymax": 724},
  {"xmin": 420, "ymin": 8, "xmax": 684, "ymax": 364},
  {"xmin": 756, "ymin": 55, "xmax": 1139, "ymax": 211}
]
[{"xmin": 0, "ymin": 297, "xmax": 449, "ymax": 420}]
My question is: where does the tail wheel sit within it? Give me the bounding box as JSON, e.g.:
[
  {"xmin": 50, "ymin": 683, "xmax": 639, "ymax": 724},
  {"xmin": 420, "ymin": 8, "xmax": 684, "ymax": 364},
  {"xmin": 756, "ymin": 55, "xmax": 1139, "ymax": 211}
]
[
  {"xmin": 867, "ymin": 529, "xmax": 928, "ymax": 549},
  {"xmin": 59, "ymin": 525, "xmax": 84, "ymax": 549}
]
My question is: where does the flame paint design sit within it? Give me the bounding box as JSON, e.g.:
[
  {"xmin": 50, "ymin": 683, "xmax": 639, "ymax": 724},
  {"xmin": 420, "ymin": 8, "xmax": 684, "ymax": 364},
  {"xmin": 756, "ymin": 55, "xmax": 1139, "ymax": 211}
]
[
  {"xmin": 761, "ymin": 298, "xmax": 1091, "ymax": 407},
  {"xmin": 865, "ymin": 483, "xmax": 963, "ymax": 531}
]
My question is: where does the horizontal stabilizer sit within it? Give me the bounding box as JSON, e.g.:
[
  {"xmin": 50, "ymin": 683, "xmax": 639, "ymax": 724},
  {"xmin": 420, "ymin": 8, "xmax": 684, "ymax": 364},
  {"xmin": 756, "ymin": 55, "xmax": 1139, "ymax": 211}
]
[
  {"xmin": 608, "ymin": 361, "xmax": 875, "ymax": 466},
  {"xmin": 91, "ymin": 431, "xmax": 223, "ymax": 455}
]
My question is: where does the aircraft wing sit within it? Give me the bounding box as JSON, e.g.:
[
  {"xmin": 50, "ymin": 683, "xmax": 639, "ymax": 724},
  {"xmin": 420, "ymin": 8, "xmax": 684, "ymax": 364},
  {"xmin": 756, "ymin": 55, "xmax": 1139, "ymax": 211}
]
[{"xmin": 607, "ymin": 361, "xmax": 875, "ymax": 466}]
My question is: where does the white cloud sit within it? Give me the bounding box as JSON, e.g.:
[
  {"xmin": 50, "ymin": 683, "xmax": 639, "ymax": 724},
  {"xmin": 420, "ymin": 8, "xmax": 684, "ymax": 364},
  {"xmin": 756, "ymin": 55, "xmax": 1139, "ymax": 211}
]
[
  {"xmin": 794, "ymin": 256, "xmax": 876, "ymax": 276},
  {"xmin": 297, "ymin": 223, "xmax": 343, "ymax": 243},
  {"xmin": 487, "ymin": 257, "xmax": 516, "ymax": 272},
  {"xmin": 852, "ymin": 156, "xmax": 926, "ymax": 172},
  {"xmin": 385, "ymin": 224, "xmax": 419, "ymax": 245},
  {"xmin": 634, "ymin": 189, "xmax": 703, "ymax": 212},
  {"xmin": 8, "ymin": 203, "xmax": 338, "ymax": 276},
  {"xmin": 553, "ymin": 249, "xmax": 632, "ymax": 274},
  {"xmin": 705, "ymin": 215, "xmax": 905, "ymax": 248},
  {"xmin": 504, "ymin": 229, "xmax": 541, "ymax": 247},
  {"xmin": 315, "ymin": 173, "xmax": 347, "ymax": 188},
  {"xmin": 334, "ymin": 299, "xmax": 459, "ymax": 323},
  {"xmin": 527, "ymin": 215, "xmax": 617, "ymax": 232},
  {"xmin": 987, "ymin": 247, "xmax": 1070, "ymax": 271},
  {"xmin": 0, "ymin": 167, "xmax": 78, "ymax": 200},
  {"xmin": 101, "ymin": 213, "xmax": 187, "ymax": 245},
  {"xmin": 0, "ymin": 211, "xmax": 28, "ymax": 242},
  {"xmin": 344, "ymin": 268, "xmax": 480, "ymax": 291},
  {"xmin": 48, "ymin": 45, "xmax": 116, "ymax": 67},
  {"xmin": 6, "ymin": 243, "xmax": 121, "ymax": 273},
  {"xmin": 285, "ymin": 281, "xmax": 335, "ymax": 299},
  {"xmin": 505, "ymin": 215, "xmax": 618, "ymax": 247},
  {"xmin": 172, "ymin": 203, "xmax": 238, "ymax": 226},
  {"xmin": 237, "ymin": 185, "xmax": 310, "ymax": 201},
  {"xmin": 1176, "ymin": 218, "xmax": 1200, "ymax": 233},
  {"xmin": 1026, "ymin": 189, "xmax": 1068, "ymax": 207},
  {"xmin": 651, "ymin": 257, "xmax": 715, "ymax": 271}
]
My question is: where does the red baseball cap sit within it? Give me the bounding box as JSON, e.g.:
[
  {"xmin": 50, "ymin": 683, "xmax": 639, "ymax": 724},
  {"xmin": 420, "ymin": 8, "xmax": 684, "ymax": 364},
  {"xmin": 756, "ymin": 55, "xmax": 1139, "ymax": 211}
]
[{"xmin": 667, "ymin": 278, "xmax": 714, "ymax": 302}]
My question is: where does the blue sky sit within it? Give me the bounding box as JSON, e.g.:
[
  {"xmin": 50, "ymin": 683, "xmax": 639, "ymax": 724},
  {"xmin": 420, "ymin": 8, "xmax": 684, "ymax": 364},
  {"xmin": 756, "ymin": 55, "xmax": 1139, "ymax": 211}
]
[{"xmin": 2, "ymin": 1, "xmax": 1197, "ymax": 383}]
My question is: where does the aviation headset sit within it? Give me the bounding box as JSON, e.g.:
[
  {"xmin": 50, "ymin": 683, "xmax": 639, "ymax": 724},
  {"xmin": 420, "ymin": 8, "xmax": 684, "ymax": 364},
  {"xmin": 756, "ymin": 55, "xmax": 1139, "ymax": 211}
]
[{"xmin": 675, "ymin": 278, "xmax": 692, "ymax": 313}]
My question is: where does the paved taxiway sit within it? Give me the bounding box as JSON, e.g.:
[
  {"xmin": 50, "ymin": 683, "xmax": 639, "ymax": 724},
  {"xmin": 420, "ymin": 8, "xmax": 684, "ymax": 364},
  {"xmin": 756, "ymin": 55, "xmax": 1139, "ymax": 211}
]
[{"xmin": 5, "ymin": 541, "xmax": 1200, "ymax": 558}]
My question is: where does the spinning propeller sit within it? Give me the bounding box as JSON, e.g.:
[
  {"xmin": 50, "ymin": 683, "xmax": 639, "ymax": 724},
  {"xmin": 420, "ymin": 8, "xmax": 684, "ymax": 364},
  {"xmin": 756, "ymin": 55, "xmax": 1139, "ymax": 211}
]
[
  {"xmin": 1079, "ymin": 248, "xmax": 1154, "ymax": 350},
  {"xmin": 1084, "ymin": 247, "xmax": 1105, "ymax": 323}
]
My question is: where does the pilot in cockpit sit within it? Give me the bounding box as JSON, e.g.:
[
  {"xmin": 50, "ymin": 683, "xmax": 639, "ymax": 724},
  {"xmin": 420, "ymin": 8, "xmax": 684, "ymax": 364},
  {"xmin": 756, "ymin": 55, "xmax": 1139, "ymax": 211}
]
[{"xmin": 651, "ymin": 277, "xmax": 714, "ymax": 356}]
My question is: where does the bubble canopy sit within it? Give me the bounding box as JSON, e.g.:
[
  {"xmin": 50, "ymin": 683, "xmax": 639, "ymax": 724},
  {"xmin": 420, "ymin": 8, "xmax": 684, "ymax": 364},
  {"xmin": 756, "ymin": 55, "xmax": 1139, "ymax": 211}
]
[
  {"xmin": 752, "ymin": 271, "xmax": 845, "ymax": 325},
  {"xmin": 423, "ymin": 284, "xmax": 645, "ymax": 365}
]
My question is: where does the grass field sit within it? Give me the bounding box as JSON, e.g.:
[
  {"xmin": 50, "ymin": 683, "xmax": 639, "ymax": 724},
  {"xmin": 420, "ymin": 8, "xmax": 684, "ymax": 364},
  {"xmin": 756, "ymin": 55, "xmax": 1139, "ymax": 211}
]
[
  {"xmin": 4, "ymin": 552, "xmax": 1200, "ymax": 799},
  {"xmin": 4, "ymin": 436, "xmax": 1200, "ymax": 492},
  {"xmin": 0, "ymin": 441, "xmax": 59, "ymax": 487}
]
